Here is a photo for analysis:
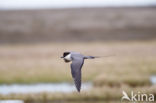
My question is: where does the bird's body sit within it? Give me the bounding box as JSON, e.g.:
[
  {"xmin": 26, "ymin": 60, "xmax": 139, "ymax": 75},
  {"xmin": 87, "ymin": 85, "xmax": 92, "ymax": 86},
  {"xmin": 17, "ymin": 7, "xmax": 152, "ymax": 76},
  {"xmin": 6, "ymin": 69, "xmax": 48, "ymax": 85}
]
[{"xmin": 61, "ymin": 51, "xmax": 97, "ymax": 92}]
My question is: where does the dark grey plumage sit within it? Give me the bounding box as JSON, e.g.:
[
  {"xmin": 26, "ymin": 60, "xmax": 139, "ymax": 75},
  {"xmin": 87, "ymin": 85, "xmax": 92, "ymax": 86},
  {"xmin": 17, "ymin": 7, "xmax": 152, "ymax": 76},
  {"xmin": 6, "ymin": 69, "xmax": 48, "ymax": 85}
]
[
  {"xmin": 61, "ymin": 51, "xmax": 96, "ymax": 92},
  {"xmin": 71, "ymin": 57, "xmax": 84, "ymax": 92}
]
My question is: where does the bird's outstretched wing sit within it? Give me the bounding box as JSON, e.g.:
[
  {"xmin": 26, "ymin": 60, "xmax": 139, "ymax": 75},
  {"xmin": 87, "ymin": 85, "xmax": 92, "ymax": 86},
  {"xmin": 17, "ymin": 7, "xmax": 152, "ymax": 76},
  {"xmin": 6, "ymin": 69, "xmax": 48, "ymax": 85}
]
[{"xmin": 70, "ymin": 57, "xmax": 84, "ymax": 92}]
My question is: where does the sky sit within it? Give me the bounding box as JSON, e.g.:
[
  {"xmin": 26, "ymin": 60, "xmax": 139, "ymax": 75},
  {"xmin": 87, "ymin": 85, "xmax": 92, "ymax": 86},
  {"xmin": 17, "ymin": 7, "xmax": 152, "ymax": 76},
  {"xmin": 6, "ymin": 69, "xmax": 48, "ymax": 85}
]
[{"xmin": 0, "ymin": 0, "xmax": 156, "ymax": 10}]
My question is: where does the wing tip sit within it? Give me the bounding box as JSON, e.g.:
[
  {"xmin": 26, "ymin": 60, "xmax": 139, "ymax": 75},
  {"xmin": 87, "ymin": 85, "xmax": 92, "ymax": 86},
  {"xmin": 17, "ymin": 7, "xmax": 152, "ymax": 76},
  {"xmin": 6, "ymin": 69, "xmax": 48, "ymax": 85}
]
[
  {"xmin": 77, "ymin": 88, "xmax": 81, "ymax": 92},
  {"xmin": 75, "ymin": 82, "xmax": 81, "ymax": 92}
]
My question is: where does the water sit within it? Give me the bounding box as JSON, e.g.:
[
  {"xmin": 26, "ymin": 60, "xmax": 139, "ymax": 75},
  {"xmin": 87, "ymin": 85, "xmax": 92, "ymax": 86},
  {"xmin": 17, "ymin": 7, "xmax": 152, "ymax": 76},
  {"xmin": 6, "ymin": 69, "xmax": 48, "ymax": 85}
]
[
  {"xmin": 150, "ymin": 76, "xmax": 156, "ymax": 84},
  {"xmin": 0, "ymin": 100, "xmax": 24, "ymax": 103},
  {"xmin": 0, "ymin": 0, "xmax": 156, "ymax": 10},
  {"xmin": 0, "ymin": 82, "xmax": 91, "ymax": 95},
  {"xmin": 0, "ymin": 76, "xmax": 155, "ymax": 95}
]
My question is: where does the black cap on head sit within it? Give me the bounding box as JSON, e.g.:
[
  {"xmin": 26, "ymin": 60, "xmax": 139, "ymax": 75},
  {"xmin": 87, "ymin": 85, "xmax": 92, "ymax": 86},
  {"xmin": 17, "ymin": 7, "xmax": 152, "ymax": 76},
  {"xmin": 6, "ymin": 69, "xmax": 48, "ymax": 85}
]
[{"xmin": 63, "ymin": 52, "xmax": 70, "ymax": 57}]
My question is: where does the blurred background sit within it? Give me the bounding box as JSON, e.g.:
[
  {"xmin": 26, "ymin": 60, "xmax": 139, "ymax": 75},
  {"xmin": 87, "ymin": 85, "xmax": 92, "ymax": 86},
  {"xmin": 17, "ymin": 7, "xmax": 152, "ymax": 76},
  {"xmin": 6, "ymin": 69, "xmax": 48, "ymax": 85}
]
[{"xmin": 0, "ymin": 0, "xmax": 156, "ymax": 103}]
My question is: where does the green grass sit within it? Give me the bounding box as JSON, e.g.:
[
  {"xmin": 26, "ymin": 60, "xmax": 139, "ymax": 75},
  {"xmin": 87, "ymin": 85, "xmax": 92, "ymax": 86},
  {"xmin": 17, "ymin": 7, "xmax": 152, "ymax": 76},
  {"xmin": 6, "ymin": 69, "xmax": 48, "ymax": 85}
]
[
  {"xmin": 94, "ymin": 74, "xmax": 151, "ymax": 87},
  {"xmin": 0, "ymin": 41, "xmax": 156, "ymax": 102}
]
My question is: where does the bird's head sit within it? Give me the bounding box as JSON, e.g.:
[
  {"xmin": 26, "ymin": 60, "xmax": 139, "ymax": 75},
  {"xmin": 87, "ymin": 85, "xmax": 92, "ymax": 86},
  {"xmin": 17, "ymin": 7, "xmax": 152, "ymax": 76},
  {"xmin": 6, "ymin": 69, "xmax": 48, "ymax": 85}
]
[
  {"xmin": 60, "ymin": 52, "xmax": 70, "ymax": 58},
  {"xmin": 61, "ymin": 52, "xmax": 71, "ymax": 63}
]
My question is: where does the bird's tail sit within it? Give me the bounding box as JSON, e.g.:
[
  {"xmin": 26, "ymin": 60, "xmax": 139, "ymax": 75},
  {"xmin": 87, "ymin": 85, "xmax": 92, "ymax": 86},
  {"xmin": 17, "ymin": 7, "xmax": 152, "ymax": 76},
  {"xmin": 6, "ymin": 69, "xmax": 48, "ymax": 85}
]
[
  {"xmin": 84, "ymin": 56, "xmax": 100, "ymax": 59},
  {"xmin": 84, "ymin": 54, "xmax": 115, "ymax": 59}
]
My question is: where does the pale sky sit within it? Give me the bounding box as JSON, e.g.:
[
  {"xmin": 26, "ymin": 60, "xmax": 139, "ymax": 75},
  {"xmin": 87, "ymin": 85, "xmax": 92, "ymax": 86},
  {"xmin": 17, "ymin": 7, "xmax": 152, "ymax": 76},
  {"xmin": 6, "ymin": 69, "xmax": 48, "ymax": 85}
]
[{"xmin": 0, "ymin": 0, "xmax": 156, "ymax": 10}]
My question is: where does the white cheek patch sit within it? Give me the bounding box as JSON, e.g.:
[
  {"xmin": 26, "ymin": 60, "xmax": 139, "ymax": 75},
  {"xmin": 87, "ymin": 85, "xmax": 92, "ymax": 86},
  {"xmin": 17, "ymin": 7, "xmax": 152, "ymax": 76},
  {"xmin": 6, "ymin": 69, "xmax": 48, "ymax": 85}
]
[{"xmin": 65, "ymin": 54, "xmax": 71, "ymax": 61}]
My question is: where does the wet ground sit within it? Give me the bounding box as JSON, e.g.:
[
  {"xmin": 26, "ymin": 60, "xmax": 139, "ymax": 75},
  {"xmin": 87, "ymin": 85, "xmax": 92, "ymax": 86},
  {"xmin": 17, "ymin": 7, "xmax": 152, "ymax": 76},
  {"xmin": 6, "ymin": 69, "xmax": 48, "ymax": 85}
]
[{"xmin": 0, "ymin": 82, "xmax": 91, "ymax": 94}]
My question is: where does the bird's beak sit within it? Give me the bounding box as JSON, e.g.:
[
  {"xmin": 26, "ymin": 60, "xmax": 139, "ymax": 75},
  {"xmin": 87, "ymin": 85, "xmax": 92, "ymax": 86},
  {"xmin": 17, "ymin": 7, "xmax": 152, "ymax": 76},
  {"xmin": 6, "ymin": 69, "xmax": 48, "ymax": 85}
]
[{"xmin": 60, "ymin": 56, "xmax": 64, "ymax": 58}]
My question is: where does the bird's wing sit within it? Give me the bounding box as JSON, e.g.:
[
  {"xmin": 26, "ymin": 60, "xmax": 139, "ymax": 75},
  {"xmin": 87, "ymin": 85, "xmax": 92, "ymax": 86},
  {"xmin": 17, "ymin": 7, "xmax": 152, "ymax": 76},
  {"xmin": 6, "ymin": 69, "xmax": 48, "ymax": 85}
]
[{"xmin": 70, "ymin": 57, "xmax": 84, "ymax": 92}]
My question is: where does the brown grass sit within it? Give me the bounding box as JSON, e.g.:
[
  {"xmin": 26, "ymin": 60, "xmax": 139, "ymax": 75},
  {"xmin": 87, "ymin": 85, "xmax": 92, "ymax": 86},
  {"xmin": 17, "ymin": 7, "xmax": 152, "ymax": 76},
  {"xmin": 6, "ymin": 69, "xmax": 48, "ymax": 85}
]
[
  {"xmin": 0, "ymin": 41, "xmax": 156, "ymax": 84},
  {"xmin": 0, "ymin": 85, "xmax": 156, "ymax": 102},
  {"xmin": 0, "ymin": 41, "xmax": 156, "ymax": 102}
]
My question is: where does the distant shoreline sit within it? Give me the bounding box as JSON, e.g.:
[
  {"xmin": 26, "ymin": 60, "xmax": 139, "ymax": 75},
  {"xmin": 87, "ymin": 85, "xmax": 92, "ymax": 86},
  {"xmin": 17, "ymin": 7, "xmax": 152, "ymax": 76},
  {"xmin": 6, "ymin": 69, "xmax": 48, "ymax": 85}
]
[{"xmin": 0, "ymin": 7, "xmax": 156, "ymax": 44}]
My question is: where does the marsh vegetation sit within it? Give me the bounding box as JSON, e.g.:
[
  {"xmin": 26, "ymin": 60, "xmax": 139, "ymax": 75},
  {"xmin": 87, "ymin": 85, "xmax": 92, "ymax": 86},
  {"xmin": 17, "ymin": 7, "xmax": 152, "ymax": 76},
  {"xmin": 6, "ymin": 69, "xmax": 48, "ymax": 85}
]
[
  {"xmin": 0, "ymin": 41, "xmax": 156, "ymax": 102},
  {"xmin": 0, "ymin": 7, "xmax": 156, "ymax": 103}
]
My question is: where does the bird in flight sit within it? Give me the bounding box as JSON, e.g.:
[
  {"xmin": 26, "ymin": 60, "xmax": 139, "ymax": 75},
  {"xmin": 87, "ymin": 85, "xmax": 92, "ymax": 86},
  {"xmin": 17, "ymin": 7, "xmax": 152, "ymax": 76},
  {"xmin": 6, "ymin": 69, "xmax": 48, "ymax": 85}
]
[{"xmin": 61, "ymin": 51, "xmax": 99, "ymax": 92}]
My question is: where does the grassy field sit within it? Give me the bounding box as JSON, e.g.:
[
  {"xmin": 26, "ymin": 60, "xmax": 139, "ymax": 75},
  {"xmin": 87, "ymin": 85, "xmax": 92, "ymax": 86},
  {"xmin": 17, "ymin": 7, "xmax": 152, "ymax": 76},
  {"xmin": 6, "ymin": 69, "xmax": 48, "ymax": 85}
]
[
  {"xmin": 0, "ymin": 41, "xmax": 156, "ymax": 84},
  {"xmin": 0, "ymin": 41, "xmax": 156, "ymax": 102},
  {"xmin": 1, "ymin": 85, "xmax": 156, "ymax": 102},
  {"xmin": 0, "ymin": 6, "xmax": 156, "ymax": 103}
]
